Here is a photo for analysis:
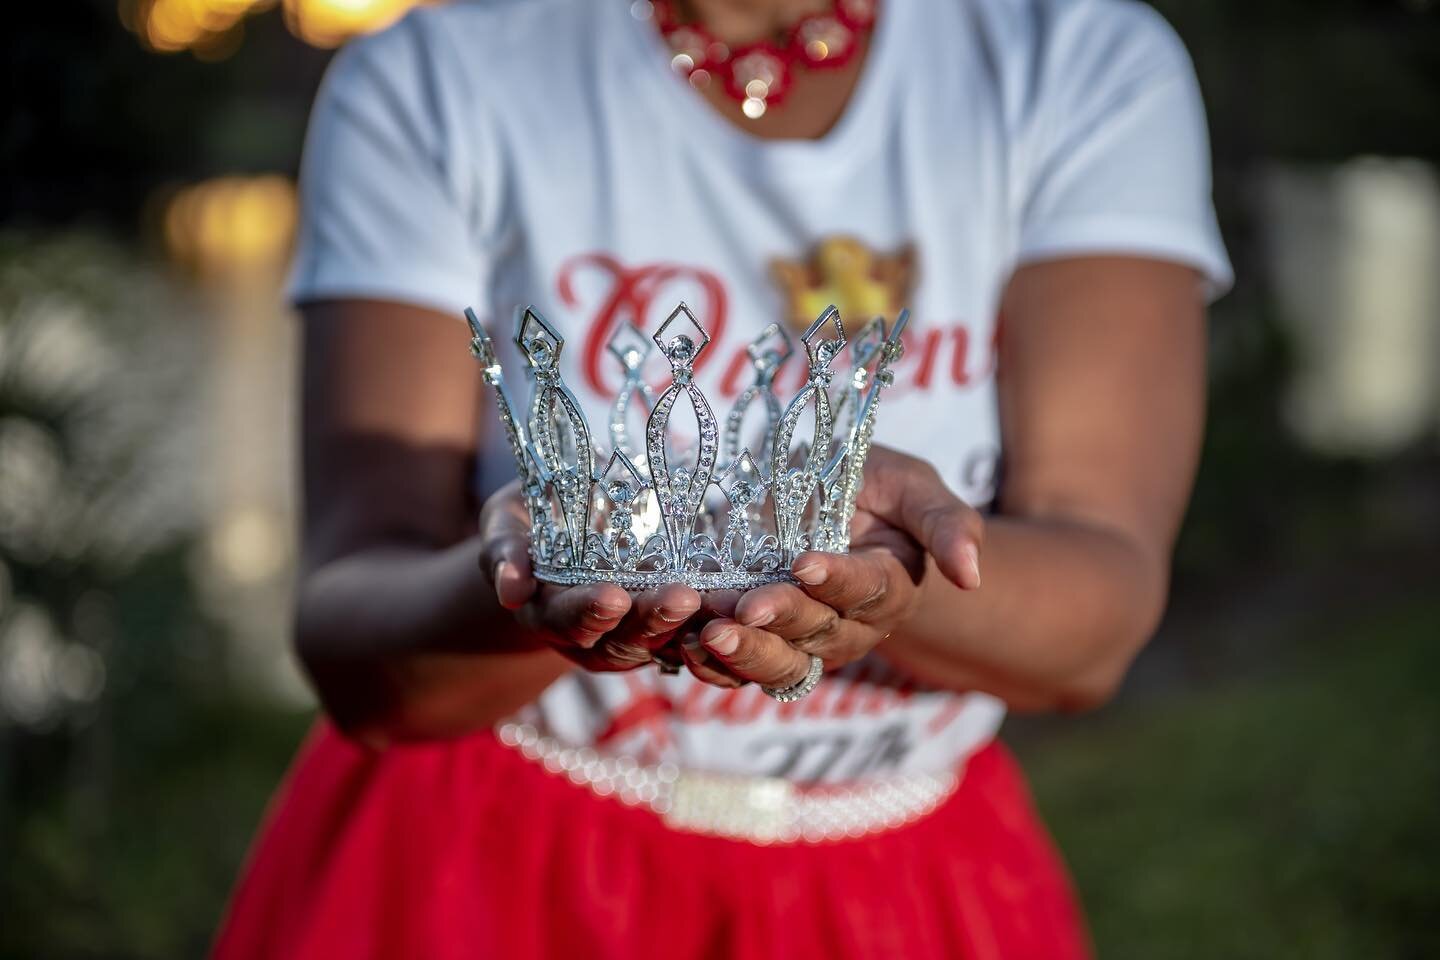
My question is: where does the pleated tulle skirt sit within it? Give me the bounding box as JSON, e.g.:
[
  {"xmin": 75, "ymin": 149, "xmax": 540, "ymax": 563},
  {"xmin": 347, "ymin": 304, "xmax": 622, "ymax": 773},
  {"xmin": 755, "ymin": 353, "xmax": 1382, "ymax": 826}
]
[{"xmin": 212, "ymin": 722, "xmax": 1091, "ymax": 960}]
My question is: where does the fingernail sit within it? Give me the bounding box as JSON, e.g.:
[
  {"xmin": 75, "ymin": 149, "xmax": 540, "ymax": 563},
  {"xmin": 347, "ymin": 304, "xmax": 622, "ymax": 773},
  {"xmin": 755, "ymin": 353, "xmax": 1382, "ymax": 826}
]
[
  {"xmin": 494, "ymin": 560, "xmax": 513, "ymax": 583},
  {"xmin": 590, "ymin": 601, "xmax": 626, "ymax": 619},
  {"xmin": 705, "ymin": 629, "xmax": 739, "ymax": 656},
  {"xmin": 962, "ymin": 543, "xmax": 981, "ymax": 589},
  {"xmin": 659, "ymin": 607, "xmax": 694, "ymax": 623},
  {"xmin": 793, "ymin": 562, "xmax": 827, "ymax": 586},
  {"xmin": 740, "ymin": 608, "xmax": 775, "ymax": 628}
]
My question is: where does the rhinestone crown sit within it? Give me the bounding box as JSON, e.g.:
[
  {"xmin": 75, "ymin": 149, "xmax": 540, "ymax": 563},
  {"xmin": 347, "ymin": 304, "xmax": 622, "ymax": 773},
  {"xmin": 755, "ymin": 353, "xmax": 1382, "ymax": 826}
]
[{"xmin": 464, "ymin": 301, "xmax": 908, "ymax": 591}]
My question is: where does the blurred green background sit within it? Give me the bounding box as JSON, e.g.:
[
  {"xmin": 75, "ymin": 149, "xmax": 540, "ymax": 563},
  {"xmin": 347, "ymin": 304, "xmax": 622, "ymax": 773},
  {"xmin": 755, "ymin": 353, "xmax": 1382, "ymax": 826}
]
[{"xmin": 3, "ymin": 1, "xmax": 1439, "ymax": 957}]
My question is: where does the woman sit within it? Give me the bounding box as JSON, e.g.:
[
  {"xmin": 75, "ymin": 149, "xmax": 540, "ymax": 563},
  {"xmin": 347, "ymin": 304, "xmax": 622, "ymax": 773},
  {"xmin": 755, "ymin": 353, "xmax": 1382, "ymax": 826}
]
[{"xmin": 214, "ymin": 0, "xmax": 1230, "ymax": 956}]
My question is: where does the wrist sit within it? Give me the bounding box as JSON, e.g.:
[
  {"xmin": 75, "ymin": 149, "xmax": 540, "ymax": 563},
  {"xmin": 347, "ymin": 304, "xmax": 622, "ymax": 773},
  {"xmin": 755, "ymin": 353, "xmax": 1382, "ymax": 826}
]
[{"xmin": 889, "ymin": 555, "xmax": 956, "ymax": 650}]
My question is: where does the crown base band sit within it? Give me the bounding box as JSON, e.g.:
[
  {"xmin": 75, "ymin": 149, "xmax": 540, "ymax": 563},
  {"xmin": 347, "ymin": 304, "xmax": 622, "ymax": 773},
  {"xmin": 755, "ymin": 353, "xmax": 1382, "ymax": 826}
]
[{"xmin": 534, "ymin": 566, "xmax": 798, "ymax": 592}]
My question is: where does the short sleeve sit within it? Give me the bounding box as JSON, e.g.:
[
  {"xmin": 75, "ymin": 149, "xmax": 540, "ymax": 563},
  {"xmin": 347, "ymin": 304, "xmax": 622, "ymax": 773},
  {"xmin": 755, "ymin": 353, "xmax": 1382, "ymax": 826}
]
[
  {"xmin": 1017, "ymin": 3, "xmax": 1233, "ymax": 299},
  {"xmin": 287, "ymin": 15, "xmax": 485, "ymax": 315}
]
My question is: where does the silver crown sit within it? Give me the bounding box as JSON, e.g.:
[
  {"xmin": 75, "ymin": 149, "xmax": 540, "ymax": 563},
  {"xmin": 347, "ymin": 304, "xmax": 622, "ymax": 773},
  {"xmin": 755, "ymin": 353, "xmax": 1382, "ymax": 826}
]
[{"xmin": 464, "ymin": 302, "xmax": 908, "ymax": 591}]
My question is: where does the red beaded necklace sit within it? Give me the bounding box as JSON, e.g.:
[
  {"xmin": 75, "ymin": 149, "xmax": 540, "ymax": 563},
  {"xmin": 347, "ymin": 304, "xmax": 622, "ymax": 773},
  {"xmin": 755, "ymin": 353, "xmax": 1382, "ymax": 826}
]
[{"xmin": 643, "ymin": 0, "xmax": 879, "ymax": 119}]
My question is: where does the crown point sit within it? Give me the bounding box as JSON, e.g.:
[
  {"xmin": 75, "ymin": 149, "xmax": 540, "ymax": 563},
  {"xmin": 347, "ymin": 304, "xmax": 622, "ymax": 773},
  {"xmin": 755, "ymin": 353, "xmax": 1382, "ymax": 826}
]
[
  {"xmin": 883, "ymin": 309, "xmax": 910, "ymax": 363},
  {"xmin": 516, "ymin": 306, "xmax": 565, "ymax": 369},
  {"xmin": 606, "ymin": 322, "xmax": 652, "ymax": 371},
  {"xmin": 746, "ymin": 322, "xmax": 794, "ymax": 373},
  {"xmin": 891, "ymin": 308, "xmax": 911, "ymax": 339},
  {"xmin": 851, "ymin": 315, "xmax": 886, "ymax": 361},
  {"xmin": 464, "ymin": 307, "xmax": 485, "ymax": 339},
  {"xmin": 801, "ymin": 304, "xmax": 847, "ymax": 369},
  {"xmin": 597, "ymin": 448, "xmax": 648, "ymax": 508},
  {"xmin": 718, "ymin": 447, "xmax": 766, "ymax": 506},
  {"xmin": 654, "ymin": 302, "xmax": 712, "ymax": 365}
]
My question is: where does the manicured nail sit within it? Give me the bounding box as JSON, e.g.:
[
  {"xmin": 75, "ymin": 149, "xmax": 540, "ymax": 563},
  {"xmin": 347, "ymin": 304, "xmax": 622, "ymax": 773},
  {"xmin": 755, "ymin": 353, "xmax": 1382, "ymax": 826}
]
[
  {"xmin": 659, "ymin": 606, "xmax": 694, "ymax": 623},
  {"xmin": 740, "ymin": 608, "xmax": 775, "ymax": 628},
  {"xmin": 962, "ymin": 543, "xmax": 981, "ymax": 589},
  {"xmin": 705, "ymin": 628, "xmax": 740, "ymax": 656},
  {"xmin": 590, "ymin": 601, "xmax": 626, "ymax": 619},
  {"xmin": 793, "ymin": 562, "xmax": 827, "ymax": 586},
  {"xmin": 494, "ymin": 563, "xmax": 522, "ymax": 607}
]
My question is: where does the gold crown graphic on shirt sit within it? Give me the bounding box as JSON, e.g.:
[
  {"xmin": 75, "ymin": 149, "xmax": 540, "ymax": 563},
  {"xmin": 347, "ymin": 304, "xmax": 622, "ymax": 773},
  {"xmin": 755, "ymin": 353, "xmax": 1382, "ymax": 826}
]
[
  {"xmin": 771, "ymin": 236, "xmax": 916, "ymax": 337},
  {"xmin": 463, "ymin": 301, "xmax": 908, "ymax": 590}
]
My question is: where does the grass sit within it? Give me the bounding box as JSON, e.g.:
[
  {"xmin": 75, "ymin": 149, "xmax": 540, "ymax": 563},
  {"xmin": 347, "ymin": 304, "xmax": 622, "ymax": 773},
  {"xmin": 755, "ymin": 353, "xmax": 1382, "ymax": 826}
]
[{"xmin": 1014, "ymin": 598, "xmax": 1440, "ymax": 959}]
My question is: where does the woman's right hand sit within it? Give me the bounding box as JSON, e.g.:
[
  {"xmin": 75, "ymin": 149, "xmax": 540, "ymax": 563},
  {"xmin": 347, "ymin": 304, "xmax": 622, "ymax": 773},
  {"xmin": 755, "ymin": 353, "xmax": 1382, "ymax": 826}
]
[{"xmin": 478, "ymin": 480, "xmax": 701, "ymax": 672}]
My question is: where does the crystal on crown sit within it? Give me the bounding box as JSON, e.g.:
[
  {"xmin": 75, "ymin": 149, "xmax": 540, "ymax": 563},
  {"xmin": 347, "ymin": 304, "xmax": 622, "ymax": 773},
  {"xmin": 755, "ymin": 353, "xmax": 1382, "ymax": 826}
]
[{"xmin": 464, "ymin": 301, "xmax": 908, "ymax": 590}]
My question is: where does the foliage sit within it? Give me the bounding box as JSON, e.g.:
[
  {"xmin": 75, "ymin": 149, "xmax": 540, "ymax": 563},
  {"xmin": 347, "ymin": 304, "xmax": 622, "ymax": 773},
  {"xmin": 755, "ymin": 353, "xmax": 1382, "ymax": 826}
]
[
  {"xmin": 1, "ymin": 552, "xmax": 307, "ymax": 960},
  {"xmin": 0, "ymin": 233, "xmax": 307, "ymax": 960}
]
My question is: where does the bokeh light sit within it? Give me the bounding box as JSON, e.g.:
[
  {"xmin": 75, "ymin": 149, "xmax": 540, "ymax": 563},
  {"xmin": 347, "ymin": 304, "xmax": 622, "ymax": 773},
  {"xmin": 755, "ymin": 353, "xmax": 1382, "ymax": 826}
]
[
  {"xmin": 0, "ymin": 603, "xmax": 107, "ymax": 731},
  {"xmin": 163, "ymin": 175, "xmax": 297, "ymax": 274},
  {"xmin": 208, "ymin": 504, "xmax": 290, "ymax": 586},
  {"xmin": 283, "ymin": 0, "xmax": 430, "ymax": 48},
  {"xmin": 122, "ymin": 0, "xmax": 273, "ymax": 54},
  {"xmin": 121, "ymin": 0, "xmax": 431, "ymax": 57}
]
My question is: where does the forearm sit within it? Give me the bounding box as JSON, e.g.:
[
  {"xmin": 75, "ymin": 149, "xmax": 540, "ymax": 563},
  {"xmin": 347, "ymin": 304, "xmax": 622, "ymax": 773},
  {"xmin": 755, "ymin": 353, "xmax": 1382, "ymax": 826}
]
[
  {"xmin": 296, "ymin": 538, "xmax": 569, "ymax": 745},
  {"xmin": 885, "ymin": 514, "xmax": 1168, "ymax": 712}
]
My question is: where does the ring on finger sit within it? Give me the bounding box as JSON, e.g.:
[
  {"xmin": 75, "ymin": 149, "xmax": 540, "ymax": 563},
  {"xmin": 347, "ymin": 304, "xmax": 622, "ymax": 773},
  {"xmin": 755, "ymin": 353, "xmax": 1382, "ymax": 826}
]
[{"xmin": 762, "ymin": 654, "xmax": 824, "ymax": 703}]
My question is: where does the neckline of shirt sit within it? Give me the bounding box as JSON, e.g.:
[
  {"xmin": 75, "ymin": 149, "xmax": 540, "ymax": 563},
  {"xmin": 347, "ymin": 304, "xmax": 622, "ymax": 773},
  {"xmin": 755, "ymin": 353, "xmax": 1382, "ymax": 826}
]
[{"xmin": 611, "ymin": 0, "xmax": 907, "ymax": 179}]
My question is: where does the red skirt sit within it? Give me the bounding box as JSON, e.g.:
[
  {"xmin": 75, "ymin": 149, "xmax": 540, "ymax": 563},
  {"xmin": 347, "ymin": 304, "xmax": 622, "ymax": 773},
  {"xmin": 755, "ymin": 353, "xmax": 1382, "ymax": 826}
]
[{"xmin": 213, "ymin": 724, "xmax": 1090, "ymax": 960}]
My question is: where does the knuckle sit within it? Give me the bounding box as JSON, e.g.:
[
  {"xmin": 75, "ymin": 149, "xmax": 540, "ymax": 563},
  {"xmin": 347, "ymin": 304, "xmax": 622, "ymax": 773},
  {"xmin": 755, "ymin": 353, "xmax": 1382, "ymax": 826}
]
[
  {"xmin": 842, "ymin": 579, "xmax": 889, "ymax": 620},
  {"xmin": 566, "ymin": 628, "xmax": 604, "ymax": 650},
  {"xmin": 919, "ymin": 500, "xmax": 951, "ymax": 522},
  {"xmin": 920, "ymin": 502, "xmax": 958, "ymax": 539},
  {"xmin": 790, "ymin": 607, "xmax": 841, "ymax": 651},
  {"xmin": 728, "ymin": 642, "xmax": 766, "ymax": 673},
  {"xmin": 968, "ymin": 510, "xmax": 986, "ymax": 547},
  {"xmin": 904, "ymin": 455, "xmax": 939, "ymax": 483},
  {"xmin": 601, "ymin": 639, "xmax": 652, "ymax": 668}
]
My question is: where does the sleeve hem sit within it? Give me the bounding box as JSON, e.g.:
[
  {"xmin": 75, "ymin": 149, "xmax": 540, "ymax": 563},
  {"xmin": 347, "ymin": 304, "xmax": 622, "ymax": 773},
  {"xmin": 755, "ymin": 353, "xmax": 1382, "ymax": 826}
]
[
  {"xmin": 285, "ymin": 261, "xmax": 479, "ymax": 319},
  {"xmin": 1016, "ymin": 215, "xmax": 1234, "ymax": 302}
]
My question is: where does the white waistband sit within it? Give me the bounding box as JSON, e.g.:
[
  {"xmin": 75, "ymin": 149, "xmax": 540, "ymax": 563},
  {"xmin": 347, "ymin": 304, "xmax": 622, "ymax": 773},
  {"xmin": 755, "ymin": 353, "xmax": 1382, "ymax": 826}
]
[{"xmin": 498, "ymin": 722, "xmax": 959, "ymax": 845}]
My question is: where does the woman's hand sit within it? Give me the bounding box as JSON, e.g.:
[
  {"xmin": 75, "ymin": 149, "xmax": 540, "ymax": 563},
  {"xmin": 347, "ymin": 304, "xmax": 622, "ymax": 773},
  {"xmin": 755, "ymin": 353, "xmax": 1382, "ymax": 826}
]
[
  {"xmin": 479, "ymin": 480, "xmax": 702, "ymax": 672},
  {"xmin": 683, "ymin": 448, "xmax": 984, "ymax": 691}
]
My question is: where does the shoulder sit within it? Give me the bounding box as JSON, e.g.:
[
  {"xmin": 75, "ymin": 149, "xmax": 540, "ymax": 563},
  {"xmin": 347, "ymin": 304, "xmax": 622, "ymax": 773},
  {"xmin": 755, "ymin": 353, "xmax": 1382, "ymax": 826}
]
[
  {"xmin": 331, "ymin": 0, "xmax": 593, "ymax": 82},
  {"xmin": 959, "ymin": 0, "xmax": 1192, "ymax": 92},
  {"xmin": 952, "ymin": 0, "xmax": 1201, "ymax": 148},
  {"xmin": 1034, "ymin": 0, "xmax": 1190, "ymax": 83},
  {"xmin": 1043, "ymin": 0, "xmax": 1191, "ymax": 83},
  {"xmin": 318, "ymin": 0, "xmax": 599, "ymax": 131}
]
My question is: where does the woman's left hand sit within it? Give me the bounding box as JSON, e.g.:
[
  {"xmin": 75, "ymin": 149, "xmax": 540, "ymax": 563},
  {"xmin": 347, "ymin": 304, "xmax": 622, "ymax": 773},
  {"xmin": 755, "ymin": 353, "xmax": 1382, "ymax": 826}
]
[{"xmin": 681, "ymin": 448, "xmax": 984, "ymax": 691}]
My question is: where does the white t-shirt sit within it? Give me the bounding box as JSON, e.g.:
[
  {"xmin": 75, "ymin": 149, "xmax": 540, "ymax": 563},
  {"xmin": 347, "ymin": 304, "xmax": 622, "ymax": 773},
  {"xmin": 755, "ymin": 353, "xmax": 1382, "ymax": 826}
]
[{"xmin": 290, "ymin": 0, "xmax": 1231, "ymax": 784}]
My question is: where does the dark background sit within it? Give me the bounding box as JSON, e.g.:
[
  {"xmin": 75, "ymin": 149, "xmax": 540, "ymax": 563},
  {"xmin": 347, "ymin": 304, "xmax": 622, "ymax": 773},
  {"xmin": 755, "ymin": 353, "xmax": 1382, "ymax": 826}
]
[{"xmin": 3, "ymin": 1, "xmax": 1439, "ymax": 957}]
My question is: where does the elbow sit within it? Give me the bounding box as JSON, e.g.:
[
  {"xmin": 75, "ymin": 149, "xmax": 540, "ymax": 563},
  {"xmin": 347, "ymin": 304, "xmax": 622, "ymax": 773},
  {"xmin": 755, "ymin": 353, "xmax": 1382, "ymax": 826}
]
[
  {"xmin": 296, "ymin": 646, "xmax": 432, "ymax": 750},
  {"xmin": 293, "ymin": 640, "xmax": 396, "ymax": 750},
  {"xmin": 1054, "ymin": 657, "xmax": 1132, "ymax": 713},
  {"xmin": 293, "ymin": 592, "xmax": 401, "ymax": 748},
  {"xmin": 1054, "ymin": 583, "xmax": 1168, "ymax": 713},
  {"xmin": 293, "ymin": 595, "xmax": 556, "ymax": 746}
]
